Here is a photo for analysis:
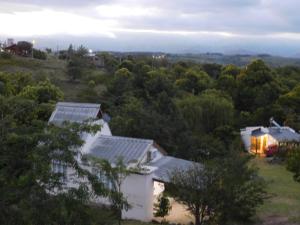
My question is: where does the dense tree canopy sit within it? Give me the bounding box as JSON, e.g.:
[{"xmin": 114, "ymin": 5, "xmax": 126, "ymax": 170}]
[
  {"xmin": 2, "ymin": 50, "xmax": 300, "ymax": 225},
  {"xmin": 0, "ymin": 73, "xmax": 108, "ymax": 225}
]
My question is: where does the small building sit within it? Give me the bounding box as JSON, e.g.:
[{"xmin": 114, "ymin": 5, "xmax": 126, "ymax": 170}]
[
  {"xmin": 84, "ymin": 52, "xmax": 105, "ymax": 67},
  {"xmin": 241, "ymin": 118, "xmax": 300, "ymax": 155},
  {"xmin": 49, "ymin": 102, "xmax": 194, "ymax": 222},
  {"xmin": 4, "ymin": 41, "xmax": 33, "ymax": 57}
]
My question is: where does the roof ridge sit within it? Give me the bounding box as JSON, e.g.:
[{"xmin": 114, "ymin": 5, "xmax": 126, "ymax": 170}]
[
  {"xmin": 99, "ymin": 135, "xmax": 153, "ymax": 143},
  {"xmin": 57, "ymin": 102, "xmax": 101, "ymax": 108}
]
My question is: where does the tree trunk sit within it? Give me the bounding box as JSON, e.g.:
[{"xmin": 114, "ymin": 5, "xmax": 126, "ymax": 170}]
[
  {"xmin": 195, "ymin": 205, "xmax": 201, "ymax": 225},
  {"xmin": 118, "ymin": 209, "xmax": 122, "ymax": 225}
]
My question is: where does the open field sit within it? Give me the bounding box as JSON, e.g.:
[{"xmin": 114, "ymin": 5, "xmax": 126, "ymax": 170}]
[{"xmin": 253, "ymin": 158, "xmax": 300, "ymax": 225}]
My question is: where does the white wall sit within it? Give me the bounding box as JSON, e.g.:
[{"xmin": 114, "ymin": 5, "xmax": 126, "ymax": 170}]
[
  {"xmin": 240, "ymin": 127, "xmax": 264, "ymax": 151},
  {"xmin": 241, "ymin": 127, "xmax": 280, "ymax": 152},
  {"xmin": 100, "ymin": 120, "xmax": 112, "ymax": 136},
  {"xmin": 64, "ymin": 164, "xmax": 155, "ymax": 222},
  {"xmin": 121, "ymin": 173, "xmax": 154, "ymax": 222},
  {"xmin": 241, "ymin": 128, "xmax": 253, "ymax": 151},
  {"xmin": 267, "ymin": 134, "xmax": 278, "ymax": 146}
]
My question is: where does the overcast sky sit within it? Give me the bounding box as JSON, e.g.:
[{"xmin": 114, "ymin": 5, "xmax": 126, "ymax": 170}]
[{"xmin": 1, "ymin": 0, "xmax": 300, "ymax": 56}]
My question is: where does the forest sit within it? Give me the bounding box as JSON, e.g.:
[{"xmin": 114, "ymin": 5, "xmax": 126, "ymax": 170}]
[{"xmin": 1, "ymin": 48, "xmax": 300, "ymax": 225}]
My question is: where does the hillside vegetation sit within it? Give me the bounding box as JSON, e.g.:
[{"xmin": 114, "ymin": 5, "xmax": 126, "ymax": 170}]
[{"xmin": 1, "ymin": 52, "xmax": 300, "ymax": 225}]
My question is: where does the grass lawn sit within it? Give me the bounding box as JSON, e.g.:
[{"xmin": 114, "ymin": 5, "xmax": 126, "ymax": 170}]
[
  {"xmin": 0, "ymin": 55, "xmax": 108, "ymax": 101},
  {"xmin": 253, "ymin": 157, "xmax": 300, "ymax": 224}
]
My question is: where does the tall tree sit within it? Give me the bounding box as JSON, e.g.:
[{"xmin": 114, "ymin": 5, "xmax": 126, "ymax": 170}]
[
  {"xmin": 0, "ymin": 74, "xmax": 106, "ymax": 225},
  {"xmin": 90, "ymin": 157, "xmax": 132, "ymax": 225},
  {"xmin": 168, "ymin": 154, "xmax": 267, "ymax": 225}
]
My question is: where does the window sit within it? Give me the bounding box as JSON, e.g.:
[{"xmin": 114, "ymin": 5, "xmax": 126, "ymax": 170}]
[
  {"xmin": 92, "ymin": 168, "xmax": 112, "ymax": 189},
  {"xmin": 52, "ymin": 160, "xmax": 67, "ymax": 182}
]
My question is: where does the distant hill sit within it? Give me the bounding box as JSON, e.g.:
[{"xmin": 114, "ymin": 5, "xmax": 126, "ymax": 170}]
[
  {"xmin": 103, "ymin": 51, "xmax": 300, "ymax": 67},
  {"xmin": 168, "ymin": 53, "xmax": 300, "ymax": 67}
]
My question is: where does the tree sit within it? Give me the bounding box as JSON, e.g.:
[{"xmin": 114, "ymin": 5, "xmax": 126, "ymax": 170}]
[
  {"xmin": 145, "ymin": 69, "xmax": 175, "ymax": 99},
  {"xmin": 0, "ymin": 96, "xmax": 103, "ymax": 225},
  {"xmin": 168, "ymin": 154, "xmax": 267, "ymax": 225},
  {"xmin": 202, "ymin": 63, "xmax": 222, "ymax": 79},
  {"xmin": 286, "ymin": 148, "xmax": 300, "ymax": 182},
  {"xmin": 107, "ymin": 68, "xmax": 133, "ymax": 101},
  {"xmin": 221, "ymin": 64, "xmax": 240, "ymax": 77},
  {"xmin": 153, "ymin": 194, "xmax": 172, "ymax": 222},
  {"xmin": 0, "ymin": 73, "xmax": 107, "ymax": 225},
  {"xmin": 90, "ymin": 157, "xmax": 132, "ymax": 225},
  {"xmin": 215, "ymin": 150, "xmax": 268, "ymax": 224},
  {"xmin": 168, "ymin": 162, "xmax": 220, "ymax": 225},
  {"xmin": 77, "ymin": 80, "xmax": 99, "ymax": 103},
  {"xmin": 68, "ymin": 44, "xmax": 74, "ymax": 56},
  {"xmin": 217, "ymin": 74, "xmax": 237, "ymax": 98},
  {"xmin": 19, "ymin": 79, "xmax": 63, "ymax": 104},
  {"xmin": 118, "ymin": 60, "xmax": 134, "ymax": 72},
  {"xmin": 100, "ymin": 52, "xmax": 119, "ymax": 72},
  {"xmin": 67, "ymin": 56, "xmax": 85, "ymax": 81},
  {"xmin": 175, "ymin": 69, "xmax": 214, "ymax": 95},
  {"xmin": 176, "ymin": 90, "xmax": 234, "ymax": 134},
  {"xmin": 76, "ymin": 45, "xmax": 88, "ymax": 57},
  {"xmin": 236, "ymin": 60, "xmax": 282, "ymax": 112},
  {"xmin": 33, "ymin": 49, "xmax": 47, "ymax": 60},
  {"xmin": 279, "ymin": 84, "xmax": 300, "ymax": 114}
]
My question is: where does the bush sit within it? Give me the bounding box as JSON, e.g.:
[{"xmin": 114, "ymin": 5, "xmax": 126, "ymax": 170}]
[
  {"xmin": 33, "ymin": 49, "xmax": 47, "ymax": 60},
  {"xmin": 286, "ymin": 148, "xmax": 300, "ymax": 182},
  {"xmin": 0, "ymin": 51, "xmax": 12, "ymax": 59}
]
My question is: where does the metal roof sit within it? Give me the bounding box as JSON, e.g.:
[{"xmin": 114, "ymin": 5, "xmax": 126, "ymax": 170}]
[
  {"xmin": 49, "ymin": 102, "xmax": 101, "ymax": 125},
  {"xmin": 88, "ymin": 135, "xmax": 153, "ymax": 164},
  {"xmin": 251, "ymin": 128, "xmax": 266, "ymax": 137},
  {"xmin": 268, "ymin": 127, "xmax": 300, "ymax": 142},
  {"xmin": 148, "ymin": 156, "xmax": 195, "ymax": 182}
]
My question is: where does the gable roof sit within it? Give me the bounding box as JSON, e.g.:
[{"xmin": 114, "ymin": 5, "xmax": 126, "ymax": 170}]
[
  {"xmin": 268, "ymin": 127, "xmax": 300, "ymax": 142},
  {"xmin": 49, "ymin": 102, "xmax": 101, "ymax": 125},
  {"xmin": 88, "ymin": 135, "xmax": 153, "ymax": 164},
  {"xmin": 248, "ymin": 126, "xmax": 300, "ymax": 143},
  {"xmin": 148, "ymin": 156, "xmax": 195, "ymax": 182}
]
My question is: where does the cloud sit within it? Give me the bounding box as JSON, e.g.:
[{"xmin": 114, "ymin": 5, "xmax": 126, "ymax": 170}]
[
  {"xmin": 1, "ymin": 0, "xmax": 300, "ymax": 55},
  {"xmin": 0, "ymin": 9, "xmax": 117, "ymax": 38}
]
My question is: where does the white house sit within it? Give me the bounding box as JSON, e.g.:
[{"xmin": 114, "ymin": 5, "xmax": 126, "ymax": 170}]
[
  {"xmin": 241, "ymin": 118, "xmax": 300, "ymax": 155},
  {"xmin": 49, "ymin": 102, "xmax": 193, "ymax": 222}
]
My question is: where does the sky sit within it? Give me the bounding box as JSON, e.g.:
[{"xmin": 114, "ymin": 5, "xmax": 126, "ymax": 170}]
[{"xmin": 1, "ymin": 0, "xmax": 300, "ymax": 56}]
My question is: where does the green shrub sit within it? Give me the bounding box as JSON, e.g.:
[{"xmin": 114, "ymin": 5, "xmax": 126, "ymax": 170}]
[
  {"xmin": 0, "ymin": 51, "xmax": 12, "ymax": 59},
  {"xmin": 33, "ymin": 49, "xmax": 47, "ymax": 60},
  {"xmin": 287, "ymin": 148, "xmax": 300, "ymax": 182}
]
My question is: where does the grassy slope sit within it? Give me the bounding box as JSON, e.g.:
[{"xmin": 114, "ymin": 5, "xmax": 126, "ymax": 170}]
[
  {"xmin": 254, "ymin": 158, "xmax": 300, "ymax": 224},
  {"xmin": 0, "ymin": 55, "xmax": 106, "ymax": 101}
]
